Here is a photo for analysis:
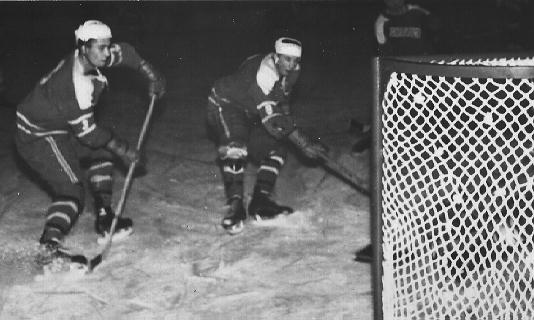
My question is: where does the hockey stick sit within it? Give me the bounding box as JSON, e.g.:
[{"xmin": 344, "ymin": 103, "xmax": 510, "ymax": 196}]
[
  {"xmin": 83, "ymin": 95, "xmax": 157, "ymax": 272},
  {"xmin": 288, "ymin": 130, "xmax": 370, "ymax": 196},
  {"xmin": 316, "ymin": 151, "xmax": 371, "ymax": 197}
]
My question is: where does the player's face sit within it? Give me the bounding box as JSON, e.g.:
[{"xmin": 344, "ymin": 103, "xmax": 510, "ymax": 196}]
[
  {"xmin": 83, "ymin": 38, "xmax": 111, "ymax": 68},
  {"xmin": 276, "ymin": 54, "xmax": 300, "ymax": 76}
]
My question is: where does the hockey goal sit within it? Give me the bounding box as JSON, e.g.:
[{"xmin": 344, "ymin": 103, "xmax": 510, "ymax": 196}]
[{"xmin": 372, "ymin": 55, "xmax": 534, "ymax": 320}]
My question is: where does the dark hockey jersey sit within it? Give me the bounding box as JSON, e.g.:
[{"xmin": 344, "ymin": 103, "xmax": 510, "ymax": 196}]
[
  {"xmin": 212, "ymin": 53, "xmax": 300, "ymax": 120},
  {"xmin": 16, "ymin": 42, "xmax": 143, "ymax": 147},
  {"xmin": 375, "ymin": 4, "xmax": 433, "ymax": 56}
]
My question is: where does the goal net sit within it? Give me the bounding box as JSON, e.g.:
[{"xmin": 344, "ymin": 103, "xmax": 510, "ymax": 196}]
[{"xmin": 375, "ymin": 55, "xmax": 534, "ymax": 320}]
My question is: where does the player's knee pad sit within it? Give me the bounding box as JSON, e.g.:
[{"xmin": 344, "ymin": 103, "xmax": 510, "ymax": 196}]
[
  {"xmin": 219, "ymin": 142, "xmax": 248, "ymax": 177},
  {"xmin": 218, "ymin": 142, "xmax": 248, "ymax": 161},
  {"xmin": 221, "ymin": 158, "xmax": 247, "ymax": 175}
]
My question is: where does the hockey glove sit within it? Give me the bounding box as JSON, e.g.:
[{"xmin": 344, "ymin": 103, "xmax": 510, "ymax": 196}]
[
  {"xmin": 262, "ymin": 113, "xmax": 296, "ymax": 140},
  {"xmin": 106, "ymin": 137, "xmax": 140, "ymax": 167},
  {"xmin": 288, "ymin": 130, "xmax": 328, "ymax": 160},
  {"xmin": 139, "ymin": 60, "xmax": 166, "ymax": 99},
  {"xmin": 278, "ymin": 102, "xmax": 291, "ymax": 115}
]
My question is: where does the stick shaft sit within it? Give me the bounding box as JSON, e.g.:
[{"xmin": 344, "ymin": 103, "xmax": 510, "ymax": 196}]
[
  {"xmin": 317, "ymin": 152, "xmax": 370, "ymax": 196},
  {"xmin": 102, "ymin": 95, "xmax": 157, "ymax": 257},
  {"xmin": 288, "ymin": 130, "xmax": 370, "ymax": 196}
]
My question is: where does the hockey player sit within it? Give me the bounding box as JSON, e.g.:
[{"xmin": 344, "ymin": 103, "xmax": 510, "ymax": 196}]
[
  {"xmin": 374, "ymin": 0, "xmax": 437, "ymax": 56},
  {"xmin": 207, "ymin": 37, "xmax": 326, "ymax": 234},
  {"xmin": 15, "ymin": 20, "xmax": 166, "ymax": 265}
]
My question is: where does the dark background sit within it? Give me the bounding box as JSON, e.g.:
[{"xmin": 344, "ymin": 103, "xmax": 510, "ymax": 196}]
[{"xmin": 0, "ymin": 1, "xmax": 533, "ymax": 128}]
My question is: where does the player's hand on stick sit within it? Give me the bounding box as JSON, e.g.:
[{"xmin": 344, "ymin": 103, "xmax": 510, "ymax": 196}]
[
  {"xmin": 262, "ymin": 113, "xmax": 296, "ymax": 140},
  {"xmin": 106, "ymin": 137, "xmax": 140, "ymax": 167}
]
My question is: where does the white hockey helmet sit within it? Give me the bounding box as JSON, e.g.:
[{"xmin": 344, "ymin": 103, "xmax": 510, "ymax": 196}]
[
  {"xmin": 74, "ymin": 20, "xmax": 112, "ymax": 43},
  {"xmin": 275, "ymin": 37, "xmax": 302, "ymax": 58}
]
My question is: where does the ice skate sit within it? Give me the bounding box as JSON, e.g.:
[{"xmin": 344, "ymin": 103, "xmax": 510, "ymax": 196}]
[
  {"xmin": 35, "ymin": 236, "xmax": 89, "ymax": 280},
  {"xmin": 96, "ymin": 206, "xmax": 134, "ymax": 245},
  {"xmin": 222, "ymin": 197, "xmax": 246, "ymax": 235},
  {"xmin": 248, "ymin": 191, "xmax": 293, "ymax": 222},
  {"xmin": 35, "ymin": 238, "xmax": 69, "ymax": 268}
]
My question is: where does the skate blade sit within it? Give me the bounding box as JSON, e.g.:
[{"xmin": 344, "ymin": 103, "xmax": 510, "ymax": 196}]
[
  {"xmin": 96, "ymin": 227, "xmax": 133, "ymax": 245},
  {"xmin": 222, "ymin": 221, "xmax": 244, "ymax": 235},
  {"xmin": 250, "ymin": 213, "xmax": 291, "ymax": 227}
]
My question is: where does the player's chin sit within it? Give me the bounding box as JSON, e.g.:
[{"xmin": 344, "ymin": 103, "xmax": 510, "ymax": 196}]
[
  {"xmin": 92, "ymin": 60, "xmax": 107, "ymax": 68},
  {"xmin": 280, "ymin": 69, "xmax": 291, "ymax": 76}
]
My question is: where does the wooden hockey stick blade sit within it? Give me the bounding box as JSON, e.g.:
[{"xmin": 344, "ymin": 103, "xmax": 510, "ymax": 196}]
[
  {"xmin": 54, "ymin": 248, "xmax": 100, "ymax": 274},
  {"xmin": 87, "ymin": 254, "xmax": 103, "ymax": 272}
]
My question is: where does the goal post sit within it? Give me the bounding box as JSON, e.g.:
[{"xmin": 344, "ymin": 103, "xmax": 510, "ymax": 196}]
[{"xmin": 372, "ymin": 55, "xmax": 534, "ymax": 320}]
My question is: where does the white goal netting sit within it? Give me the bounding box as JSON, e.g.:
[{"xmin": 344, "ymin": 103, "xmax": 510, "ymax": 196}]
[{"xmin": 380, "ymin": 57, "xmax": 534, "ymax": 320}]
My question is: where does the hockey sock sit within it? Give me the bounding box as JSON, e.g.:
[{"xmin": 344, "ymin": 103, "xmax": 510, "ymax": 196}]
[{"xmin": 255, "ymin": 152, "xmax": 285, "ymax": 195}]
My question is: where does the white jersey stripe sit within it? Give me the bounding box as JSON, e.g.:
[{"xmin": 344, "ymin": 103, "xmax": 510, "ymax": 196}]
[
  {"xmin": 218, "ymin": 107, "xmax": 231, "ymax": 139},
  {"xmin": 17, "ymin": 111, "xmax": 43, "ymax": 129},
  {"xmin": 89, "ymin": 162, "xmax": 113, "ymax": 171},
  {"xmin": 17, "ymin": 124, "xmax": 32, "ymax": 135},
  {"xmin": 45, "ymin": 137, "xmax": 79, "ymax": 183},
  {"xmin": 68, "ymin": 112, "xmax": 94, "ymax": 125},
  {"xmin": 261, "ymin": 112, "xmax": 281, "ymax": 124},
  {"xmin": 77, "ymin": 123, "xmax": 96, "ymax": 138},
  {"xmin": 211, "ymin": 87, "xmax": 229, "ymax": 103},
  {"xmin": 208, "ymin": 96, "xmax": 221, "ymax": 107},
  {"xmin": 17, "ymin": 123, "xmax": 68, "ymax": 136}
]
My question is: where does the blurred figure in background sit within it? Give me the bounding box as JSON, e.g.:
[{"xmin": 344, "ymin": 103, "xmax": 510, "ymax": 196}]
[
  {"xmin": 352, "ymin": 0, "xmax": 440, "ymax": 152},
  {"xmin": 354, "ymin": 0, "xmax": 440, "ymax": 263},
  {"xmin": 374, "ymin": 0, "xmax": 439, "ymax": 56}
]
